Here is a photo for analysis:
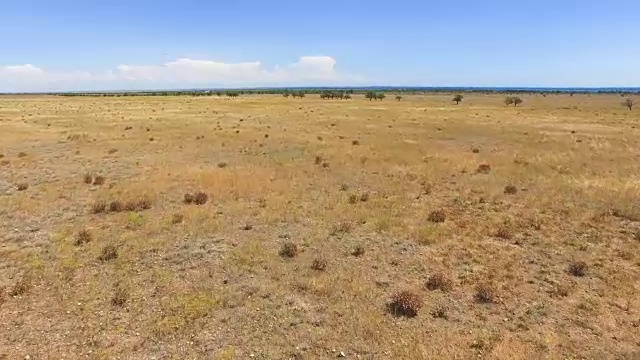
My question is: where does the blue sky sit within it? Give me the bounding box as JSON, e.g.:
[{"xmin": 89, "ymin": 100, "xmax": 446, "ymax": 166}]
[{"xmin": 1, "ymin": 0, "xmax": 639, "ymax": 91}]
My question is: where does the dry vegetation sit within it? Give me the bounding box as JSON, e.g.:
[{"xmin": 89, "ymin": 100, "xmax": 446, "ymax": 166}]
[{"xmin": 1, "ymin": 93, "xmax": 639, "ymax": 358}]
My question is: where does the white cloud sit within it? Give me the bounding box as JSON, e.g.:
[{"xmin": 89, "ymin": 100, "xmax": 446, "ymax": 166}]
[{"xmin": 0, "ymin": 56, "xmax": 359, "ymax": 92}]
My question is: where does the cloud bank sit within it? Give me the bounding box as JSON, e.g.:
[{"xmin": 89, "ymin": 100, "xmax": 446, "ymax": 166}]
[{"xmin": 0, "ymin": 56, "xmax": 358, "ymax": 92}]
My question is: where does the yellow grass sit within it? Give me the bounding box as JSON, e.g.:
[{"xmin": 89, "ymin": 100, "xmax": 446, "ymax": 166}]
[{"xmin": 1, "ymin": 93, "xmax": 639, "ymax": 359}]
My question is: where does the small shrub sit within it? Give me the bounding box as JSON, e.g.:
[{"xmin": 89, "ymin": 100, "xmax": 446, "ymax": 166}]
[
  {"xmin": 193, "ymin": 191, "xmax": 208, "ymax": 205},
  {"xmin": 75, "ymin": 229, "xmax": 92, "ymax": 246},
  {"xmin": 98, "ymin": 245, "xmax": 118, "ymax": 261},
  {"xmin": 428, "ymin": 210, "xmax": 446, "ymax": 223},
  {"xmin": 348, "ymin": 194, "xmax": 358, "ymax": 204},
  {"xmin": 359, "ymin": 192, "xmax": 370, "ymax": 202},
  {"xmin": 92, "ymin": 200, "xmax": 107, "ymax": 214},
  {"xmin": 389, "ymin": 290, "xmax": 423, "ymax": 317},
  {"xmin": 431, "ymin": 305, "xmax": 448, "ymax": 319},
  {"xmin": 184, "ymin": 193, "xmax": 195, "ymax": 204},
  {"xmin": 279, "ymin": 242, "xmax": 298, "ymax": 258},
  {"xmin": 9, "ymin": 277, "xmax": 30, "ymax": 297},
  {"xmin": 92, "ymin": 175, "xmax": 106, "ymax": 186},
  {"xmin": 16, "ymin": 183, "xmax": 29, "ymax": 191},
  {"xmin": 107, "ymin": 148, "xmax": 118, "ymax": 154},
  {"xmin": 352, "ymin": 245, "xmax": 365, "ymax": 257},
  {"xmin": 340, "ymin": 183, "xmax": 349, "ymax": 191},
  {"xmin": 217, "ymin": 161, "xmax": 228, "ymax": 168},
  {"xmin": 330, "ymin": 221, "xmax": 353, "ymax": 236},
  {"xmin": 314, "ymin": 155, "xmax": 323, "ymax": 165},
  {"xmin": 426, "ymin": 272, "xmax": 453, "ymax": 292},
  {"xmin": 474, "ymin": 283, "xmax": 496, "ymax": 304},
  {"xmin": 18, "ymin": 152, "xmax": 27, "ymax": 158},
  {"xmin": 111, "ymin": 282, "xmax": 128, "ymax": 307},
  {"xmin": 476, "ymin": 164, "xmax": 491, "ymax": 174},
  {"xmin": 504, "ymin": 185, "xmax": 518, "ymax": 195},
  {"xmin": 171, "ymin": 213, "xmax": 184, "ymax": 224},
  {"xmin": 83, "ymin": 173, "xmax": 93, "ymax": 184},
  {"xmin": 351, "ymin": 140, "xmax": 360, "ymax": 145},
  {"xmin": 494, "ymin": 227, "xmax": 513, "ymax": 240},
  {"xmin": 109, "ymin": 200, "xmax": 124, "ymax": 213},
  {"xmin": 321, "ymin": 161, "xmax": 330, "ymax": 168},
  {"xmin": 311, "ymin": 257, "xmax": 328, "ymax": 271},
  {"xmin": 471, "ymin": 148, "xmax": 480, "ymax": 154},
  {"xmin": 242, "ymin": 224, "xmax": 253, "ymax": 231},
  {"xmin": 568, "ymin": 261, "xmax": 588, "ymax": 277}
]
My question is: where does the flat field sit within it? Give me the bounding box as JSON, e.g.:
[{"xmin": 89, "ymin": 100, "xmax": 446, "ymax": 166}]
[{"xmin": 1, "ymin": 93, "xmax": 639, "ymax": 359}]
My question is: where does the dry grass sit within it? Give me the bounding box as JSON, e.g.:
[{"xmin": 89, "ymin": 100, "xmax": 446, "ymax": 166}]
[
  {"xmin": 388, "ymin": 290, "xmax": 423, "ymax": 317},
  {"xmin": 1, "ymin": 93, "xmax": 639, "ymax": 358}
]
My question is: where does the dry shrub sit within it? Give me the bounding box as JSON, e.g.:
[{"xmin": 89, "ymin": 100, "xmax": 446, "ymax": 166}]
[
  {"xmin": 18, "ymin": 152, "xmax": 27, "ymax": 158},
  {"xmin": 359, "ymin": 192, "xmax": 370, "ymax": 202},
  {"xmin": 568, "ymin": 261, "xmax": 588, "ymax": 277},
  {"xmin": 351, "ymin": 139, "xmax": 360, "ymax": 145},
  {"xmin": 99, "ymin": 245, "xmax": 118, "ymax": 261},
  {"xmin": 431, "ymin": 305, "xmax": 448, "ymax": 319},
  {"xmin": 107, "ymin": 148, "xmax": 118, "ymax": 154},
  {"xmin": 217, "ymin": 161, "xmax": 228, "ymax": 168},
  {"xmin": 16, "ymin": 183, "xmax": 29, "ymax": 191},
  {"xmin": 9, "ymin": 276, "xmax": 30, "ymax": 297},
  {"xmin": 428, "ymin": 210, "xmax": 446, "ymax": 223},
  {"xmin": 109, "ymin": 200, "xmax": 124, "ymax": 213},
  {"xmin": 124, "ymin": 197, "xmax": 152, "ymax": 212},
  {"xmin": 193, "ymin": 191, "xmax": 208, "ymax": 205},
  {"xmin": 476, "ymin": 164, "xmax": 491, "ymax": 174},
  {"xmin": 504, "ymin": 185, "xmax": 518, "ymax": 195},
  {"xmin": 184, "ymin": 193, "xmax": 195, "ymax": 204},
  {"xmin": 426, "ymin": 272, "xmax": 453, "ymax": 292},
  {"xmin": 111, "ymin": 282, "xmax": 128, "ymax": 307},
  {"xmin": 279, "ymin": 242, "xmax": 298, "ymax": 258},
  {"xmin": 93, "ymin": 175, "xmax": 106, "ymax": 186},
  {"xmin": 75, "ymin": 229, "xmax": 92, "ymax": 246},
  {"xmin": 314, "ymin": 155, "xmax": 323, "ymax": 165},
  {"xmin": 330, "ymin": 221, "xmax": 353, "ymax": 236},
  {"xmin": 311, "ymin": 257, "xmax": 328, "ymax": 271},
  {"xmin": 83, "ymin": 173, "xmax": 93, "ymax": 184},
  {"xmin": 92, "ymin": 200, "xmax": 107, "ymax": 214},
  {"xmin": 494, "ymin": 227, "xmax": 513, "ymax": 240},
  {"xmin": 348, "ymin": 194, "xmax": 358, "ymax": 204},
  {"xmin": 389, "ymin": 290, "xmax": 423, "ymax": 317},
  {"xmin": 171, "ymin": 213, "xmax": 184, "ymax": 224},
  {"xmin": 474, "ymin": 283, "xmax": 496, "ymax": 304},
  {"xmin": 471, "ymin": 148, "xmax": 480, "ymax": 154}
]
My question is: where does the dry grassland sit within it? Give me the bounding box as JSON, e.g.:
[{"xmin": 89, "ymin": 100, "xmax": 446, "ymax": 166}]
[{"xmin": 1, "ymin": 93, "xmax": 639, "ymax": 359}]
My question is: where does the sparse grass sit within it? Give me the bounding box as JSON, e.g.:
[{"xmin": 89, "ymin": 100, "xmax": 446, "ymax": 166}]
[
  {"xmin": 9, "ymin": 276, "xmax": 30, "ymax": 297},
  {"xmin": 2, "ymin": 94, "xmax": 640, "ymax": 358},
  {"xmin": 504, "ymin": 185, "xmax": 518, "ymax": 195},
  {"xmin": 92, "ymin": 175, "xmax": 106, "ymax": 186},
  {"xmin": 388, "ymin": 290, "xmax": 423, "ymax": 317}
]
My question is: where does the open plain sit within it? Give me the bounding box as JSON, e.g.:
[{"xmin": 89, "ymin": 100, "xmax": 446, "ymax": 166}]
[{"xmin": 1, "ymin": 93, "xmax": 639, "ymax": 359}]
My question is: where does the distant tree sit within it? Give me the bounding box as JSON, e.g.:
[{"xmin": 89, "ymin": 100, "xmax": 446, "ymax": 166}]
[
  {"xmin": 452, "ymin": 94, "xmax": 464, "ymax": 104},
  {"xmin": 395, "ymin": 95, "xmax": 403, "ymax": 101},
  {"xmin": 226, "ymin": 91, "xmax": 240, "ymax": 98},
  {"xmin": 283, "ymin": 91, "xmax": 290, "ymax": 98},
  {"xmin": 297, "ymin": 91, "xmax": 306, "ymax": 98},
  {"xmin": 344, "ymin": 94, "xmax": 352, "ymax": 100},
  {"xmin": 623, "ymin": 98, "xmax": 635, "ymax": 110},
  {"xmin": 365, "ymin": 91, "xmax": 376, "ymax": 101},
  {"xmin": 376, "ymin": 93, "xmax": 386, "ymax": 101},
  {"xmin": 513, "ymin": 97, "xmax": 523, "ymax": 107},
  {"xmin": 504, "ymin": 97, "xmax": 514, "ymax": 106}
]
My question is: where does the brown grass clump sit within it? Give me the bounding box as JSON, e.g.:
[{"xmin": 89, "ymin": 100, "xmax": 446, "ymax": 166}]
[
  {"xmin": 330, "ymin": 221, "xmax": 353, "ymax": 236},
  {"xmin": 494, "ymin": 227, "xmax": 513, "ymax": 240},
  {"xmin": 124, "ymin": 197, "xmax": 152, "ymax": 212},
  {"xmin": 111, "ymin": 282, "xmax": 128, "ymax": 307},
  {"xmin": 474, "ymin": 283, "xmax": 496, "ymax": 304},
  {"xmin": 92, "ymin": 200, "xmax": 107, "ymax": 214},
  {"xmin": 184, "ymin": 191, "xmax": 208, "ymax": 205},
  {"xmin": 184, "ymin": 193, "xmax": 194, "ymax": 204},
  {"xmin": 83, "ymin": 173, "xmax": 93, "ymax": 184},
  {"xmin": 311, "ymin": 257, "xmax": 328, "ymax": 271},
  {"xmin": 568, "ymin": 261, "xmax": 588, "ymax": 277},
  {"xmin": 388, "ymin": 290, "xmax": 423, "ymax": 317},
  {"xmin": 428, "ymin": 210, "xmax": 446, "ymax": 223},
  {"xmin": 279, "ymin": 242, "xmax": 298, "ymax": 258},
  {"xmin": 171, "ymin": 213, "xmax": 184, "ymax": 224},
  {"xmin": 109, "ymin": 200, "xmax": 124, "ymax": 213},
  {"xmin": 351, "ymin": 139, "xmax": 360, "ymax": 145},
  {"xmin": 107, "ymin": 148, "xmax": 118, "ymax": 154},
  {"xmin": 348, "ymin": 194, "xmax": 358, "ymax": 204},
  {"xmin": 9, "ymin": 276, "xmax": 30, "ymax": 297},
  {"xmin": 98, "ymin": 245, "xmax": 118, "ymax": 261},
  {"xmin": 431, "ymin": 305, "xmax": 449, "ymax": 319},
  {"xmin": 476, "ymin": 164, "xmax": 491, "ymax": 174},
  {"xmin": 314, "ymin": 155, "xmax": 323, "ymax": 165},
  {"xmin": 426, "ymin": 272, "xmax": 453, "ymax": 292},
  {"xmin": 504, "ymin": 185, "xmax": 518, "ymax": 195},
  {"xmin": 471, "ymin": 147, "xmax": 480, "ymax": 154},
  {"xmin": 16, "ymin": 183, "xmax": 29, "ymax": 191},
  {"xmin": 18, "ymin": 151, "xmax": 27, "ymax": 158},
  {"xmin": 93, "ymin": 175, "xmax": 106, "ymax": 186},
  {"xmin": 75, "ymin": 229, "xmax": 92, "ymax": 246},
  {"xmin": 634, "ymin": 230, "xmax": 640, "ymax": 241},
  {"xmin": 359, "ymin": 192, "xmax": 370, "ymax": 202},
  {"xmin": 217, "ymin": 161, "xmax": 228, "ymax": 168}
]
